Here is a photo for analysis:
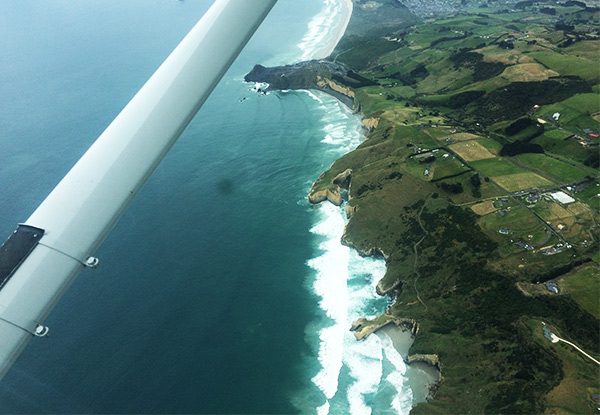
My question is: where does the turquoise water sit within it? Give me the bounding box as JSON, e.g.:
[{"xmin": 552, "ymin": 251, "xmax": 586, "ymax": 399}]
[{"xmin": 0, "ymin": 1, "xmax": 419, "ymax": 413}]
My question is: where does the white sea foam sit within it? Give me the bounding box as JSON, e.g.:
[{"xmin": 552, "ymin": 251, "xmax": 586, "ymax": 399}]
[
  {"xmin": 381, "ymin": 332, "xmax": 413, "ymax": 415},
  {"xmin": 317, "ymin": 401, "xmax": 330, "ymax": 415},
  {"xmin": 318, "ymin": 94, "xmax": 362, "ymax": 153},
  {"xmin": 304, "ymin": 89, "xmax": 325, "ymax": 105},
  {"xmin": 308, "ymin": 202, "xmax": 349, "ymax": 400},
  {"xmin": 345, "ymin": 334, "xmax": 383, "ymax": 415},
  {"xmin": 304, "ymin": 98, "xmax": 416, "ymax": 414},
  {"xmin": 293, "ymin": 11, "xmax": 414, "ymax": 407}
]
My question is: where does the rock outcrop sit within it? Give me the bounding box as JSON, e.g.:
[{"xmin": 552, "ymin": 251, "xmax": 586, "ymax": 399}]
[
  {"xmin": 317, "ymin": 76, "xmax": 355, "ymax": 100},
  {"xmin": 308, "ymin": 169, "xmax": 353, "ymax": 207},
  {"xmin": 244, "ymin": 60, "xmax": 382, "ymax": 109},
  {"xmin": 376, "ymin": 277, "xmax": 403, "ymax": 296},
  {"xmin": 341, "ymin": 228, "xmax": 389, "ymax": 260},
  {"xmin": 345, "ymin": 204, "xmax": 357, "ymax": 219},
  {"xmin": 307, "ymin": 187, "xmax": 343, "ymax": 206},
  {"xmin": 244, "ymin": 60, "xmax": 347, "ymax": 91},
  {"xmin": 362, "ymin": 117, "xmax": 380, "ymax": 132},
  {"xmin": 333, "ymin": 168, "xmax": 353, "ymax": 189},
  {"xmin": 407, "ymin": 354, "xmax": 440, "ymax": 369},
  {"xmin": 349, "ymin": 314, "xmax": 419, "ymax": 340}
]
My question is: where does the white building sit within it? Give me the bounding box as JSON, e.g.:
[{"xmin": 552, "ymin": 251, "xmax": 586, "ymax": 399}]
[{"xmin": 550, "ymin": 191, "xmax": 575, "ymax": 204}]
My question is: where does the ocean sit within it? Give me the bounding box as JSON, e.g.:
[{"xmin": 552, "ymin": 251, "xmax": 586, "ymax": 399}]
[{"xmin": 0, "ymin": 1, "xmax": 425, "ymax": 413}]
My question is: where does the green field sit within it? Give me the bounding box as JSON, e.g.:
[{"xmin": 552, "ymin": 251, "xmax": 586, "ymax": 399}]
[
  {"xmin": 355, "ymin": 86, "xmax": 401, "ymax": 116},
  {"xmin": 403, "ymin": 157, "xmax": 433, "ymax": 181},
  {"xmin": 477, "ymin": 138, "xmax": 503, "ymax": 153},
  {"xmin": 431, "ymin": 156, "xmax": 471, "ymax": 180},
  {"xmin": 516, "ymin": 154, "xmax": 590, "ymax": 183},
  {"xmin": 469, "ymin": 158, "xmax": 527, "ymax": 177},
  {"xmin": 528, "ymin": 51, "xmax": 600, "ymax": 80},
  {"xmin": 560, "ymin": 93, "xmax": 600, "ymax": 115},
  {"xmin": 538, "ymin": 128, "xmax": 574, "ymax": 141},
  {"xmin": 561, "ymin": 267, "xmax": 600, "ymax": 319},
  {"xmin": 479, "ymin": 205, "xmax": 549, "ymax": 245},
  {"xmin": 575, "ymin": 182, "xmax": 600, "ymax": 211},
  {"xmin": 395, "ymin": 125, "xmax": 439, "ymax": 149},
  {"xmin": 538, "ymin": 93, "xmax": 600, "ymax": 133},
  {"xmin": 532, "ymin": 133, "xmax": 598, "ymax": 167},
  {"xmin": 564, "ymin": 40, "xmax": 600, "ymax": 62}
]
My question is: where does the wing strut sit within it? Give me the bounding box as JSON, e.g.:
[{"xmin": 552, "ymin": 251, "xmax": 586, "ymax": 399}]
[{"xmin": 0, "ymin": 0, "xmax": 277, "ymax": 380}]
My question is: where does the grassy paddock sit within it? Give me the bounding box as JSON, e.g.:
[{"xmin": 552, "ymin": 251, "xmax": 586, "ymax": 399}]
[
  {"xmin": 560, "ymin": 266, "xmax": 600, "ymax": 319},
  {"xmin": 500, "ymin": 63, "xmax": 559, "ymax": 82},
  {"xmin": 470, "ymin": 158, "xmax": 528, "ymax": 177},
  {"xmin": 449, "ymin": 141, "xmax": 496, "ymax": 161},
  {"xmin": 516, "ymin": 154, "xmax": 590, "ymax": 183},
  {"xmin": 479, "ymin": 206, "xmax": 548, "ymax": 244},
  {"xmin": 471, "ymin": 200, "xmax": 497, "ymax": 216},
  {"xmin": 564, "ymin": 40, "xmax": 600, "ymax": 61},
  {"xmin": 493, "ymin": 172, "xmax": 554, "ymax": 192},
  {"xmin": 478, "ymin": 138, "xmax": 503, "ymax": 153},
  {"xmin": 528, "ymin": 51, "xmax": 599, "ymax": 80},
  {"xmin": 431, "ymin": 157, "xmax": 471, "ymax": 180},
  {"xmin": 574, "ymin": 182, "xmax": 600, "ymax": 211}
]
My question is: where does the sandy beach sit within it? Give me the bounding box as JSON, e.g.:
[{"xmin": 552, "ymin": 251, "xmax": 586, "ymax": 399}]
[
  {"xmin": 324, "ymin": 0, "xmax": 353, "ymax": 58},
  {"xmin": 378, "ymin": 325, "xmax": 439, "ymax": 404},
  {"xmin": 301, "ymin": 0, "xmax": 354, "ymax": 61}
]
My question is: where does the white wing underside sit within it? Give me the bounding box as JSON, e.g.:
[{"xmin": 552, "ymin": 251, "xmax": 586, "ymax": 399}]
[{"xmin": 0, "ymin": 0, "xmax": 277, "ymax": 380}]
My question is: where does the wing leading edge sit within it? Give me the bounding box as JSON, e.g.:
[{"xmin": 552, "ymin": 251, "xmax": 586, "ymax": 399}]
[{"xmin": 0, "ymin": 0, "xmax": 277, "ymax": 380}]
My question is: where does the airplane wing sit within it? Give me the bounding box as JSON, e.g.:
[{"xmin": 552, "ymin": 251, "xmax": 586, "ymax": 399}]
[{"xmin": 0, "ymin": 0, "xmax": 277, "ymax": 380}]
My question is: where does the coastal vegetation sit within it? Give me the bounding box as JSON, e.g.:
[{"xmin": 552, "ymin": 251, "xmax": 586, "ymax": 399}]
[{"xmin": 248, "ymin": 0, "xmax": 599, "ymax": 412}]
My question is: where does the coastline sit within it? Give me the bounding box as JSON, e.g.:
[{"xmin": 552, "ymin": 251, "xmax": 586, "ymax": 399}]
[
  {"xmin": 308, "ymin": 0, "xmax": 354, "ymax": 61},
  {"xmin": 301, "ymin": 0, "xmax": 440, "ymax": 410},
  {"xmin": 378, "ymin": 326, "xmax": 441, "ymax": 403},
  {"xmin": 250, "ymin": 0, "xmax": 600, "ymax": 412},
  {"xmin": 349, "ymin": 313, "xmax": 441, "ymax": 405}
]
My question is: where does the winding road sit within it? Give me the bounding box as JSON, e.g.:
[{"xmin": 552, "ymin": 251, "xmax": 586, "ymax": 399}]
[{"xmin": 549, "ymin": 332, "xmax": 600, "ymax": 366}]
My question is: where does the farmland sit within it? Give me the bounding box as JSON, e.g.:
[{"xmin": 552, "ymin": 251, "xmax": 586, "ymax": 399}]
[
  {"xmin": 516, "ymin": 153, "xmax": 591, "ymax": 183},
  {"xmin": 449, "ymin": 141, "xmax": 495, "ymax": 161},
  {"xmin": 561, "ymin": 266, "xmax": 600, "ymax": 319},
  {"xmin": 264, "ymin": 0, "xmax": 600, "ymax": 412}
]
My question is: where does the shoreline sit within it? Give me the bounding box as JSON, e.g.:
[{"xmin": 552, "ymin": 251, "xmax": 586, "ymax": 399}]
[
  {"xmin": 349, "ymin": 314, "xmax": 441, "ymax": 406},
  {"xmin": 303, "ymin": 0, "xmax": 440, "ymax": 408},
  {"xmin": 290, "ymin": 1, "xmax": 438, "ymax": 412},
  {"xmin": 309, "ymin": 0, "xmax": 354, "ymax": 61},
  {"xmin": 378, "ymin": 326, "xmax": 441, "ymax": 403},
  {"xmin": 314, "ymin": 86, "xmax": 354, "ymax": 110}
]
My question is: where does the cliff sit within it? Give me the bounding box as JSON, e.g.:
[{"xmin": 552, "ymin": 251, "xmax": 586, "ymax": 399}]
[
  {"xmin": 244, "ymin": 60, "xmax": 380, "ymax": 109},
  {"xmin": 244, "ymin": 60, "xmax": 347, "ymax": 91},
  {"xmin": 307, "ymin": 168, "xmax": 352, "ymax": 206},
  {"xmin": 349, "ymin": 313, "xmax": 419, "ymax": 340}
]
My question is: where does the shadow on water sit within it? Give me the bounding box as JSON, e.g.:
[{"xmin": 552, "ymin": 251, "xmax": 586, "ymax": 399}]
[{"xmin": 216, "ymin": 178, "xmax": 235, "ymax": 195}]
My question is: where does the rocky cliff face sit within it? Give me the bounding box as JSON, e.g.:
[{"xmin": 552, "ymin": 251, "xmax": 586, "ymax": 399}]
[
  {"xmin": 244, "ymin": 60, "xmax": 348, "ymax": 91},
  {"xmin": 407, "ymin": 354, "xmax": 440, "ymax": 369},
  {"xmin": 307, "ymin": 187, "xmax": 343, "ymax": 206},
  {"xmin": 307, "ymin": 168, "xmax": 353, "ymax": 207},
  {"xmin": 349, "ymin": 314, "xmax": 419, "ymax": 340},
  {"xmin": 244, "ymin": 60, "xmax": 367, "ymax": 109},
  {"xmin": 362, "ymin": 117, "xmax": 379, "ymax": 132},
  {"xmin": 316, "ymin": 76, "xmax": 355, "ymax": 99}
]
